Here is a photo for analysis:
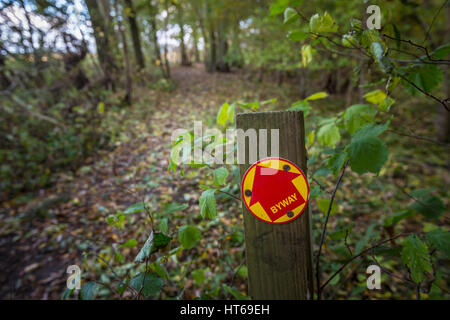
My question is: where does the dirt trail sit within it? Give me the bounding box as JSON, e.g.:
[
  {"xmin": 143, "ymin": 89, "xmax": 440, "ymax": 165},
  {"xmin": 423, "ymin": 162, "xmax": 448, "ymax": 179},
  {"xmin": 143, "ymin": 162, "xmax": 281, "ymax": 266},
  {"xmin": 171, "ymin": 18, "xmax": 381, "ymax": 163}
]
[{"xmin": 0, "ymin": 65, "xmax": 271, "ymax": 299}]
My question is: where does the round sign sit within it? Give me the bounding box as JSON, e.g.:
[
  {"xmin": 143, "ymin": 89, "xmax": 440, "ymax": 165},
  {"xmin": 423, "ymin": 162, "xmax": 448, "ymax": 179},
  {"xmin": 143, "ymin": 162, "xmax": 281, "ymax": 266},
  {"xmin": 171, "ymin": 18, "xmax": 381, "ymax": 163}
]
[{"xmin": 241, "ymin": 157, "xmax": 309, "ymax": 224}]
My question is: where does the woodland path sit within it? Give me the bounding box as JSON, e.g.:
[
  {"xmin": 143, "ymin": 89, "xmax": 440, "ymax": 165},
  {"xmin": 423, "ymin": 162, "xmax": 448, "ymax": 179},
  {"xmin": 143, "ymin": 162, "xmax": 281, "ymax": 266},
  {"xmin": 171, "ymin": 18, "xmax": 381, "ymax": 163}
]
[{"xmin": 0, "ymin": 64, "xmax": 276, "ymax": 299}]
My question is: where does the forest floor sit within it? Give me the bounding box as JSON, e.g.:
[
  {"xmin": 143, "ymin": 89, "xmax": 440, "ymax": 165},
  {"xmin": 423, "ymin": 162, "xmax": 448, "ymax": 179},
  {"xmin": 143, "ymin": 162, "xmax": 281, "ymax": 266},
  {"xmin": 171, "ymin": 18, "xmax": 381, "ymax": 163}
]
[{"xmin": 0, "ymin": 64, "xmax": 289, "ymax": 299}]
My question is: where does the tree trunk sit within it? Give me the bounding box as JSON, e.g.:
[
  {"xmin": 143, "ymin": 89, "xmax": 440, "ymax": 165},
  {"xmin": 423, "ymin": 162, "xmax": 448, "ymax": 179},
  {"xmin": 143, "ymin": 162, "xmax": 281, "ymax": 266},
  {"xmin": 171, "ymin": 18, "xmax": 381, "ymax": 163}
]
[
  {"xmin": 191, "ymin": 24, "xmax": 201, "ymax": 63},
  {"xmin": 205, "ymin": 1, "xmax": 216, "ymax": 73},
  {"xmin": 162, "ymin": 0, "xmax": 171, "ymax": 78},
  {"xmin": 124, "ymin": 0, "xmax": 145, "ymax": 70},
  {"xmin": 114, "ymin": 0, "xmax": 132, "ymax": 104},
  {"xmin": 85, "ymin": 0, "xmax": 118, "ymax": 88},
  {"xmin": 148, "ymin": 1, "xmax": 167, "ymax": 78},
  {"xmin": 176, "ymin": 4, "xmax": 189, "ymax": 66},
  {"xmin": 215, "ymin": 20, "xmax": 229, "ymax": 72},
  {"xmin": 437, "ymin": 5, "xmax": 450, "ymax": 142}
]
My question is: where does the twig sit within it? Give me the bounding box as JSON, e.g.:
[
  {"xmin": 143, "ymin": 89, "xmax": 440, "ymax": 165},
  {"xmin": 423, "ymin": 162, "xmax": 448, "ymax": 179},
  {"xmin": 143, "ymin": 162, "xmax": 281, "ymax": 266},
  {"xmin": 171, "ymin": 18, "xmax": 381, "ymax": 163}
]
[
  {"xmin": 395, "ymin": 183, "xmax": 444, "ymax": 216},
  {"xmin": 344, "ymin": 229, "xmax": 352, "ymax": 256},
  {"xmin": 216, "ymin": 189, "xmax": 241, "ymax": 202},
  {"xmin": 423, "ymin": 0, "xmax": 449, "ymax": 44},
  {"xmin": 387, "ymin": 129, "xmax": 450, "ymax": 147},
  {"xmin": 383, "ymin": 34, "xmax": 437, "ymax": 61},
  {"xmin": 136, "ymin": 258, "xmax": 149, "ymax": 300},
  {"xmin": 315, "ymin": 159, "xmax": 349, "ymax": 300},
  {"xmin": 320, "ymin": 233, "xmax": 412, "ymax": 292},
  {"xmin": 229, "ymin": 257, "xmax": 246, "ymax": 287},
  {"xmin": 398, "ymin": 74, "xmax": 449, "ymax": 111}
]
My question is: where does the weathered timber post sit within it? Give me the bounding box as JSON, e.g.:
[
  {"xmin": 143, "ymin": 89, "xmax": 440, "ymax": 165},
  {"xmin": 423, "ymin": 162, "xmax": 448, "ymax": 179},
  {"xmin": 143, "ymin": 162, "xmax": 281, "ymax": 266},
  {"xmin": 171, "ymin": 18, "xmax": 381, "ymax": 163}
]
[{"xmin": 236, "ymin": 110, "xmax": 314, "ymax": 299}]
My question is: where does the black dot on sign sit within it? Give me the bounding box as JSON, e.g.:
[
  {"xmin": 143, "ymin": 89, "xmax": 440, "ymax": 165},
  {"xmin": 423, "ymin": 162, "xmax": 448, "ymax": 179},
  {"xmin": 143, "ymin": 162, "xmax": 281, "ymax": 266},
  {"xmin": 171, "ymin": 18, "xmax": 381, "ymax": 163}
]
[
  {"xmin": 245, "ymin": 190, "xmax": 252, "ymax": 197},
  {"xmin": 283, "ymin": 165, "xmax": 290, "ymax": 171},
  {"xmin": 287, "ymin": 211, "xmax": 294, "ymax": 218}
]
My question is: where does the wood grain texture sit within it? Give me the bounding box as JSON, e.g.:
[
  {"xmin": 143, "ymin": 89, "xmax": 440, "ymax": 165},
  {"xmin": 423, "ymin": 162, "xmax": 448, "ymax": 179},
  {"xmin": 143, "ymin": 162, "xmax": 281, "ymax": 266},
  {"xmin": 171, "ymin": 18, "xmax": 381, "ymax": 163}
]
[{"xmin": 236, "ymin": 110, "xmax": 314, "ymax": 300}]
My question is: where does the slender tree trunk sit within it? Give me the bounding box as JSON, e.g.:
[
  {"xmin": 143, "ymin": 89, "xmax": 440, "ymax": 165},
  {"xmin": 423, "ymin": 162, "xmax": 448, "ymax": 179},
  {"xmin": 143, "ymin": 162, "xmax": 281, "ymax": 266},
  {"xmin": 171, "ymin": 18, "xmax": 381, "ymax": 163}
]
[
  {"xmin": 85, "ymin": 0, "xmax": 117, "ymax": 88},
  {"xmin": 0, "ymin": 52, "xmax": 11, "ymax": 89},
  {"xmin": 191, "ymin": 24, "xmax": 200, "ymax": 63},
  {"xmin": 216, "ymin": 20, "xmax": 229, "ymax": 72},
  {"xmin": 148, "ymin": 1, "xmax": 167, "ymax": 77},
  {"xmin": 162, "ymin": 0, "xmax": 171, "ymax": 78},
  {"xmin": 205, "ymin": 2, "xmax": 216, "ymax": 73},
  {"xmin": 99, "ymin": 0, "xmax": 120, "ymax": 66},
  {"xmin": 176, "ymin": 4, "xmax": 189, "ymax": 66},
  {"xmin": 124, "ymin": 0, "xmax": 145, "ymax": 70},
  {"xmin": 437, "ymin": 5, "xmax": 450, "ymax": 142},
  {"xmin": 114, "ymin": 0, "xmax": 132, "ymax": 104},
  {"xmin": 230, "ymin": 19, "xmax": 243, "ymax": 68}
]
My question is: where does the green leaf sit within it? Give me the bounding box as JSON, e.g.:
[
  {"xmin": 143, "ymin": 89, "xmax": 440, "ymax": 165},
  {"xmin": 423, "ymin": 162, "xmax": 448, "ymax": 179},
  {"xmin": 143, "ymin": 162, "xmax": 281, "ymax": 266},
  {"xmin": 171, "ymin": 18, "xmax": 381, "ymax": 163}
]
[
  {"xmin": 191, "ymin": 269, "xmax": 206, "ymax": 285},
  {"xmin": 377, "ymin": 97, "xmax": 395, "ymax": 112},
  {"xmin": 199, "ymin": 189, "xmax": 217, "ymax": 219},
  {"xmin": 342, "ymin": 34, "xmax": 358, "ymax": 47},
  {"xmin": 329, "ymin": 274, "xmax": 340, "ymax": 285},
  {"xmin": 129, "ymin": 272, "xmax": 163, "ymax": 298},
  {"xmin": 370, "ymin": 42, "xmax": 392, "ymax": 73},
  {"xmin": 354, "ymin": 224, "xmax": 377, "ymax": 255},
  {"xmin": 80, "ymin": 282, "xmax": 97, "ymax": 300},
  {"xmin": 364, "ymin": 89, "xmax": 386, "ymax": 105},
  {"xmin": 425, "ymin": 228, "xmax": 450, "ymax": 258},
  {"xmin": 317, "ymin": 198, "xmax": 338, "ymax": 215},
  {"xmin": 317, "ymin": 122, "xmax": 340, "ymax": 147},
  {"xmin": 370, "ymin": 41, "xmax": 384, "ymax": 61},
  {"xmin": 301, "ymin": 44, "xmax": 313, "ymax": 67},
  {"xmin": 384, "ymin": 210, "xmax": 415, "ymax": 227},
  {"xmin": 351, "ymin": 122, "xmax": 389, "ymax": 141},
  {"xmin": 409, "ymin": 193, "xmax": 445, "ymax": 219},
  {"xmin": 134, "ymin": 232, "xmax": 170, "ymax": 263},
  {"xmin": 178, "ymin": 225, "xmax": 202, "ymax": 249},
  {"xmin": 120, "ymin": 239, "xmax": 138, "ymax": 247},
  {"xmin": 227, "ymin": 103, "xmax": 235, "ymax": 124},
  {"xmin": 164, "ymin": 202, "xmax": 188, "ymax": 214},
  {"xmin": 309, "ymin": 185, "xmax": 324, "ymax": 198},
  {"xmin": 230, "ymin": 231, "xmax": 244, "ymax": 245},
  {"xmin": 217, "ymin": 102, "xmax": 230, "ymax": 126},
  {"xmin": 287, "ymin": 29, "xmax": 308, "ymax": 41},
  {"xmin": 283, "ymin": 7, "xmax": 298, "ymax": 24},
  {"xmin": 347, "ymin": 136, "xmax": 388, "ymax": 174},
  {"xmin": 62, "ymin": 288, "xmax": 75, "ymax": 300},
  {"xmin": 360, "ymin": 30, "xmax": 383, "ymax": 49},
  {"xmin": 306, "ymin": 130, "xmax": 315, "ymax": 147},
  {"xmin": 402, "ymin": 64, "xmax": 443, "ymax": 95},
  {"xmin": 401, "ymin": 235, "xmax": 432, "ymax": 284},
  {"xmin": 159, "ymin": 218, "xmax": 169, "ymax": 235},
  {"xmin": 135, "ymin": 232, "xmax": 154, "ymax": 262},
  {"xmin": 154, "ymin": 232, "xmax": 172, "ymax": 248},
  {"xmin": 305, "ymin": 91, "xmax": 328, "ymax": 101},
  {"xmin": 289, "ymin": 101, "xmax": 312, "ymax": 116},
  {"xmin": 327, "ymin": 152, "xmax": 347, "ymax": 176},
  {"xmin": 150, "ymin": 262, "xmax": 169, "ymax": 280},
  {"xmin": 269, "ymin": 0, "xmax": 289, "ymax": 16},
  {"xmin": 343, "ymin": 104, "xmax": 376, "ymax": 134},
  {"xmin": 313, "ymin": 166, "xmax": 332, "ymax": 178},
  {"xmin": 213, "ymin": 167, "xmax": 229, "ymax": 186},
  {"xmin": 350, "ymin": 19, "xmax": 363, "ymax": 32},
  {"xmin": 329, "ymin": 224, "xmax": 353, "ymax": 241},
  {"xmin": 222, "ymin": 284, "xmax": 250, "ymax": 300},
  {"xmin": 429, "ymin": 43, "xmax": 450, "ymax": 59},
  {"xmin": 123, "ymin": 202, "xmax": 145, "ymax": 214},
  {"xmin": 309, "ymin": 12, "xmax": 337, "ymax": 33},
  {"xmin": 97, "ymin": 102, "xmax": 105, "ymax": 114}
]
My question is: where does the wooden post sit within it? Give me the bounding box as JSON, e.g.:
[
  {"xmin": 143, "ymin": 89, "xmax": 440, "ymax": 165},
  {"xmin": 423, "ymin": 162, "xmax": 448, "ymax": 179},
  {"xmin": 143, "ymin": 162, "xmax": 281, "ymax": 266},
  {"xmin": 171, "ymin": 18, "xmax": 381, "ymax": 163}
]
[{"xmin": 236, "ymin": 110, "xmax": 314, "ymax": 299}]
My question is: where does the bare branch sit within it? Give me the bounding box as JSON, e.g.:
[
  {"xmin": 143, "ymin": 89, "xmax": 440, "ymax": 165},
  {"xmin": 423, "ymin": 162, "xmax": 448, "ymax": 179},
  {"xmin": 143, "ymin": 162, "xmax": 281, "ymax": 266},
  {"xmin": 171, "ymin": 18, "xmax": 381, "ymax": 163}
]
[{"xmin": 316, "ymin": 159, "xmax": 349, "ymax": 300}]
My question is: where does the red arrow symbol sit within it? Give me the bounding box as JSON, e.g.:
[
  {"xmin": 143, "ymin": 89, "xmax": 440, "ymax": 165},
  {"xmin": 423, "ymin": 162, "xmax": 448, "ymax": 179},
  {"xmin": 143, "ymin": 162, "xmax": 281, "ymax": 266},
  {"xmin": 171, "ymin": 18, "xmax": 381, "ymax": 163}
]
[{"xmin": 248, "ymin": 165, "xmax": 305, "ymax": 222}]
